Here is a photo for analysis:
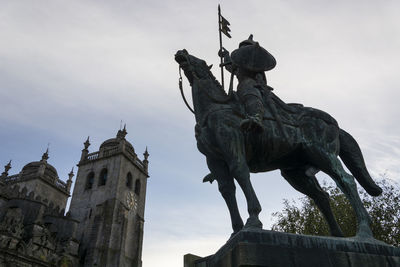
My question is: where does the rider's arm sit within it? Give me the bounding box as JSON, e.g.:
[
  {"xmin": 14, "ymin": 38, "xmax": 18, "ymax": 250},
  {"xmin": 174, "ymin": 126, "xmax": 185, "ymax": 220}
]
[{"xmin": 219, "ymin": 47, "xmax": 233, "ymax": 73}]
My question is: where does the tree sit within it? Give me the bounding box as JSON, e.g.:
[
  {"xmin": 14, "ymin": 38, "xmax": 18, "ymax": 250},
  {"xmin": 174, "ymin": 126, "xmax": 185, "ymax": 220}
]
[{"xmin": 271, "ymin": 179, "xmax": 400, "ymax": 246}]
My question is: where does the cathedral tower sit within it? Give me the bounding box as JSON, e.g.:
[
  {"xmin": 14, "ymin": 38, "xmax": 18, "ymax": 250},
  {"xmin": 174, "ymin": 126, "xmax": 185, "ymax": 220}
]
[{"xmin": 69, "ymin": 127, "xmax": 149, "ymax": 267}]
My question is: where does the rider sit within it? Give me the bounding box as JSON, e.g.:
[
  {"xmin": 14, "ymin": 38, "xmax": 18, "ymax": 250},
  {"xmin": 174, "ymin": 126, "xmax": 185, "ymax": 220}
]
[{"xmin": 219, "ymin": 35, "xmax": 276, "ymax": 132}]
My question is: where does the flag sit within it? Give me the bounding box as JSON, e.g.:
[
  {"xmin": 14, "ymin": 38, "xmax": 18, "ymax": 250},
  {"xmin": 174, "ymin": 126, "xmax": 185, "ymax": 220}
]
[{"xmin": 219, "ymin": 14, "xmax": 231, "ymax": 38}]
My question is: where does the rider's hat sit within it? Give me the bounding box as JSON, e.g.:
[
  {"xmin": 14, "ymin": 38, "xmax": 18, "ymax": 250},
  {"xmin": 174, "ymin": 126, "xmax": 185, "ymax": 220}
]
[
  {"xmin": 239, "ymin": 34, "xmax": 258, "ymax": 47},
  {"xmin": 232, "ymin": 35, "xmax": 276, "ymax": 72}
]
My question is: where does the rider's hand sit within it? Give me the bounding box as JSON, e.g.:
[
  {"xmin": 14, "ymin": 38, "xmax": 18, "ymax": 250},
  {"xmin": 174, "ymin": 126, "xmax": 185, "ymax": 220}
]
[{"xmin": 218, "ymin": 47, "xmax": 229, "ymax": 57}]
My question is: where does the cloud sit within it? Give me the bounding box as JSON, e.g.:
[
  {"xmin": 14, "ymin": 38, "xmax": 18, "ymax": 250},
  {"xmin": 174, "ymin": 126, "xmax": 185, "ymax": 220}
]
[{"xmin": 1, "ymin": 1, "xmax": 400, "ymax": 267}]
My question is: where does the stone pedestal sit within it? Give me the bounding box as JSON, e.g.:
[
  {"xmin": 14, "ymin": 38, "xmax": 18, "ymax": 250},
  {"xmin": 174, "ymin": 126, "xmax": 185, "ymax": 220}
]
[{"xmin": 187, "ymin": 229, "xmax": 400, "ymax": 267}]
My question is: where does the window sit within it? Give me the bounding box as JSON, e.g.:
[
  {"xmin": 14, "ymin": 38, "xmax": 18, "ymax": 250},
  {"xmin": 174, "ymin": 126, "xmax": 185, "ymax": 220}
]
[
  {"xmin": 85, "ymin": 172, "xmax": 94, "ymax": 190},
  {"xmin": 126, "ymin": 172, "xmax": 133, "ymax": 189},
  {"xmin": 134, "ymin": 179, "xmax": 141, "ymax": 196},
  {"xmin": 99, "ymin": 168, "xmax": 108, "ymax": 186}
]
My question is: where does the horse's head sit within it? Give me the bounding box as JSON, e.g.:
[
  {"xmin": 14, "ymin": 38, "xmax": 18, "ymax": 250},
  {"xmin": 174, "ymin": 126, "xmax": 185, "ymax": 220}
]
[
  {"xmin": 175, "ymin": 49, "xmax": 229, "ymax": 122},
  {"xmin": 175, "ymin": 49, "xmax": 214, "ymax": 85}
]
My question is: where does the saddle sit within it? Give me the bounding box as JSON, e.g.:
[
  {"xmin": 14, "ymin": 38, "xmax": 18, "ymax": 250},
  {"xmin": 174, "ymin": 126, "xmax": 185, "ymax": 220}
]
[{"xmin": 229, "ymin": 86, "xmax": 338, "ymax": 128}]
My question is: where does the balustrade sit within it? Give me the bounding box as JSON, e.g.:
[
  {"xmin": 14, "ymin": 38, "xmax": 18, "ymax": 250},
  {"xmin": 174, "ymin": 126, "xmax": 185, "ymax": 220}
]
[
  {"xmin": 86, "ymin": 152, "xmax": 99, "ymax": 161},
  {"xmin": 4, "ymin": 174, "xmax": 20, "ymax": 182}
]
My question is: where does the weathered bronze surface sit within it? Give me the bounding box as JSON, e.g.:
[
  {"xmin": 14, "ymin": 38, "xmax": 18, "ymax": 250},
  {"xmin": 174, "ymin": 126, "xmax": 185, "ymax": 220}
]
[{"xmin": 175, "ymin": 39, "xmax": 382, "ymax": 240}]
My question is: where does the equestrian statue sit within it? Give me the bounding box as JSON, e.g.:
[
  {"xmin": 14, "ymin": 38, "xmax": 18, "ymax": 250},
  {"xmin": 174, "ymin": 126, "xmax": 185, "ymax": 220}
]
[{"xmin": 174, "ymin": 34, "xmax": 382, "ymax": 240}]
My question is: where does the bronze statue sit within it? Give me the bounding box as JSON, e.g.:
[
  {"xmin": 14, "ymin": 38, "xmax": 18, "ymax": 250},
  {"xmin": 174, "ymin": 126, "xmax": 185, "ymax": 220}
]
[{"xmin": 175, "ymin": 37, "xmax": 382, "ymax": 239}]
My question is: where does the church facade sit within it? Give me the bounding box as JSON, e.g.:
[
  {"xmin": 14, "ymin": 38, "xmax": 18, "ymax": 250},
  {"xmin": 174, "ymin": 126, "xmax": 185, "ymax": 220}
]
[{"xmin": 0, "ymin": 127, "xmax": 149, "ymax": 267}]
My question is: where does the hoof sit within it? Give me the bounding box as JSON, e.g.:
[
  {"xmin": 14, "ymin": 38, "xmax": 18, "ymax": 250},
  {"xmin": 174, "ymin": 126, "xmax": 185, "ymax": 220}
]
[
  {"xmin": 356, "ymin": 222, "xmax": 373, "ymax": 239},
  {"xmin": 244, "ymin": 217, "xmax": 263, "ymax": 230},
  {"xmin": 229, "ymin": 231, "xmax": 240, "ymax": 240}
]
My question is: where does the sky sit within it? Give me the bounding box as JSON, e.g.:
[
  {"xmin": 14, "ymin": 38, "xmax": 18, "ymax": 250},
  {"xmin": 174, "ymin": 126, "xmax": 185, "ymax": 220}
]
[{"xmin": 1, "ymin": 1, "xmax": 400, "ymax": 266}]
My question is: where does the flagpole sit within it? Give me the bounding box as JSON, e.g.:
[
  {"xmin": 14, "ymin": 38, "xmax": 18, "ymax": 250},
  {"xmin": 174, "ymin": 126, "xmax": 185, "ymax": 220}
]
[{"xmin": 218, "ymin": 4, "xmax": 225, "ymax": 91}]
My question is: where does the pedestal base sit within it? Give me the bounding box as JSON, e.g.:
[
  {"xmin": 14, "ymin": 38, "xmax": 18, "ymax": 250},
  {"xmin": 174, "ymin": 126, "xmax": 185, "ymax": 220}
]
[{"xmin": 186, "ymin": 229, "xmax": 400, "ymax": 267}]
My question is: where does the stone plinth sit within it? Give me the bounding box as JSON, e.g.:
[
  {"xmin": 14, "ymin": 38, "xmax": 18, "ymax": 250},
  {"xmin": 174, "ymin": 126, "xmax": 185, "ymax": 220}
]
[{"xmin": 188, "ymin": 229, "xmax": 400, "ymax": 267}]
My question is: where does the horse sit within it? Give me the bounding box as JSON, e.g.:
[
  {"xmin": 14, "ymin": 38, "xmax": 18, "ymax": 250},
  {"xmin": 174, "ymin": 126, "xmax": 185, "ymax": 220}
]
[{"xmin": 175, "ymin": 49, "xmax": 382, "ymax": 239}]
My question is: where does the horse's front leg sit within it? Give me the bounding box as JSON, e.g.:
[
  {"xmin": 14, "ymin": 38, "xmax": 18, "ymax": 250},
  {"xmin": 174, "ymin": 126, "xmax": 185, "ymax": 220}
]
[
  {"xmin": 213, "ymin": 121, "xmax": 262, "ymax": 230},
  {"xmin": 207, "ymin": 158, "xmax": 244, "ymax": 235},
  {"xmin": 232, "ymin": 164, "xmax": 263, "ymax": 229}
]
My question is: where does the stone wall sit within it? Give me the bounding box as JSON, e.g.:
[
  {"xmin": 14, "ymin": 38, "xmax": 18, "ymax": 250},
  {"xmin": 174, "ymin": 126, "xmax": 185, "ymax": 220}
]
[{"xmin": 0, "ymin": 185, "xmax": 79, "ymax": 266}]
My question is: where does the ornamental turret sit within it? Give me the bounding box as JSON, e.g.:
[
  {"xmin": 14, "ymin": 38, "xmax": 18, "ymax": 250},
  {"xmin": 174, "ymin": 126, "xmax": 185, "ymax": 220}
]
[
  {"xmin": 3, "ymin": 150, "xmax": 71, "ymax": 209},
  {"xmin": 80, "ymin": 136, "xmax": 90, "ymax": 162},
  {"xmin": 143, "ymin": 147, "xmax": 149, "ymax": 172},
  {"xmin": 66, "ymin": 167, "xmax": 74, "ymax": 192},
  {"xmin": 41, "ymin": 148, "xmax": 49, "ymax": 162},
  {"xmin": 1, "ymin": 160, "xmax": 11, "ymax": 178},
  {"xmin": 38, "ymin": 148, "xmax": 49, "ymax": 177}
]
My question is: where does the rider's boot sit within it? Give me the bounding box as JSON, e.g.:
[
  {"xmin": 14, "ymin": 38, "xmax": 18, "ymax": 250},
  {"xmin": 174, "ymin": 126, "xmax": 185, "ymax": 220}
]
[{"xmin": 240, "ymin": 95, "xmax": 264, "ymax": 133}]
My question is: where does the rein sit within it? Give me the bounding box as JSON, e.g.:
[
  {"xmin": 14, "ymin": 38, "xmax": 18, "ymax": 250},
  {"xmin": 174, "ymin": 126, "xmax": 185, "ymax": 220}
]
[
  {"xmin": 178, "ymin": 66, "xmax": 195, "ymax": 114},
  {"xmin": 178, "ymin": 56, "xmax": 233, "ymax": 114}
]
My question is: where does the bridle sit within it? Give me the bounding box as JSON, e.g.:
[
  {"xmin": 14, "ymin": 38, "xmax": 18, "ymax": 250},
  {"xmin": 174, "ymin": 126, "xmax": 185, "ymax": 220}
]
[
  {"xmin": 178, "ymin": 66, "xmax": 195, "ymax": 114},
  {"xmin": 178, "ymin": 55, "xmax": 235, "ymax": 114}
]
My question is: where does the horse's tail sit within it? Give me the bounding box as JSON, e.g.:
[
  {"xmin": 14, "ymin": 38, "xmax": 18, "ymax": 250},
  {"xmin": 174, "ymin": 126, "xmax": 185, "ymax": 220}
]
[{"xmin": 339, "ymin": 129, "xmax": 382, "ymax": 196}]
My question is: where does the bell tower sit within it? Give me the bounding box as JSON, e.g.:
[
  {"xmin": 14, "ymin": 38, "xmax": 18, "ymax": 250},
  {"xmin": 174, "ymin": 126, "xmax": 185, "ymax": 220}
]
[{"xmin": 68, "ymin": 127, "xmax": 149, "ymax": 267}]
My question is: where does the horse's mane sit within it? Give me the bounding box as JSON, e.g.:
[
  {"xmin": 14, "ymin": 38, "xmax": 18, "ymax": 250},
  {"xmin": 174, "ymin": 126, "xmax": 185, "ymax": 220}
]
[{"xmin": 193, "ymin": 56, "xmax": 230, "ymax": 103}]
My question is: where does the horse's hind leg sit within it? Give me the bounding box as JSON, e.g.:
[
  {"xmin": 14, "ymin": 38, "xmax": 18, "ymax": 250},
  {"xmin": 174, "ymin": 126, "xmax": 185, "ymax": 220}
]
[
  {"xmin": 281, "ymin": 168, "xmax": 344, "ymax": 237},
  {"xmin": 207, "ymin": 158, "xmax": 244, "ymax": 235},
  {"xmin": 309, "ymin": 151, "xmax": 373, "ymax": 238}
]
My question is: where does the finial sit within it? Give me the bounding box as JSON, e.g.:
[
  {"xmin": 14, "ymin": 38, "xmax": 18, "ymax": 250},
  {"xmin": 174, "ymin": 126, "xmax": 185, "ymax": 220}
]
[
  {"xmin": 143, "ymin": 146, "xmax": 149, "ymax": 160},
  {"xmin": 117, "ymin": 124, "xmax": 128, "ymax": 139},
  {"xmin": 238, "ymin": 34, "xmax": 257, "ymax": 48},
  {"xmin": 2, "ymin": 160, "xmax": 12, "ymax": 177},
  {"xmin": 142, "ymin": 147, "xmax": 149, "ymax": 172},
  {"xmin": 5, "ymin": 160, "xmax": 12, "ymax": 172},
  {"xmin": 84, "ymin": 136, "xmax": 90, "ymax": 149},
  {"xmin": 41, "ymin": 147, "xmax": 49, "ymax": 162},
  {"xmin": 66, "ymin": 167, "xmax": 74, "ymax": 192},
  {"xmin": 68, "ymin": 167, "xmax": 74, "ymax": 180}
]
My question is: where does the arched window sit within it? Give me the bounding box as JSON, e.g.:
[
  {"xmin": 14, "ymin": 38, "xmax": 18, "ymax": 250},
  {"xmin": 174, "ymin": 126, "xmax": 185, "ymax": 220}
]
[
  {"xmin": 99, "ymin": 168, "xmax": 108, "ymax": 186},
  {"xmin": 85, "ymin": 172, "xmax": 94, "ymax": 190},
  {"xmin": 134, "ymin": 179, "xmax": 141, "ymax": 196},
  {"xmin": 126, "ymin": 172, "xmax": 133, "ymax": 189}
]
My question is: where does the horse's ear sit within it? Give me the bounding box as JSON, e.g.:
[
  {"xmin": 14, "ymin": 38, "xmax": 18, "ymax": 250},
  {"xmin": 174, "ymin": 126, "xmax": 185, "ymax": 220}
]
[{"xmin": 208, "ymin": 64, "xmax": 213, "ymax": 70}]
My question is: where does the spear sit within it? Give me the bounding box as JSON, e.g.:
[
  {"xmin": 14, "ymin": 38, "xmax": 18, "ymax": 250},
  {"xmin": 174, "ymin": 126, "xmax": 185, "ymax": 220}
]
[{"xmin": 218, "ymin": 5, "xmax": 231, "ymax": 91}]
